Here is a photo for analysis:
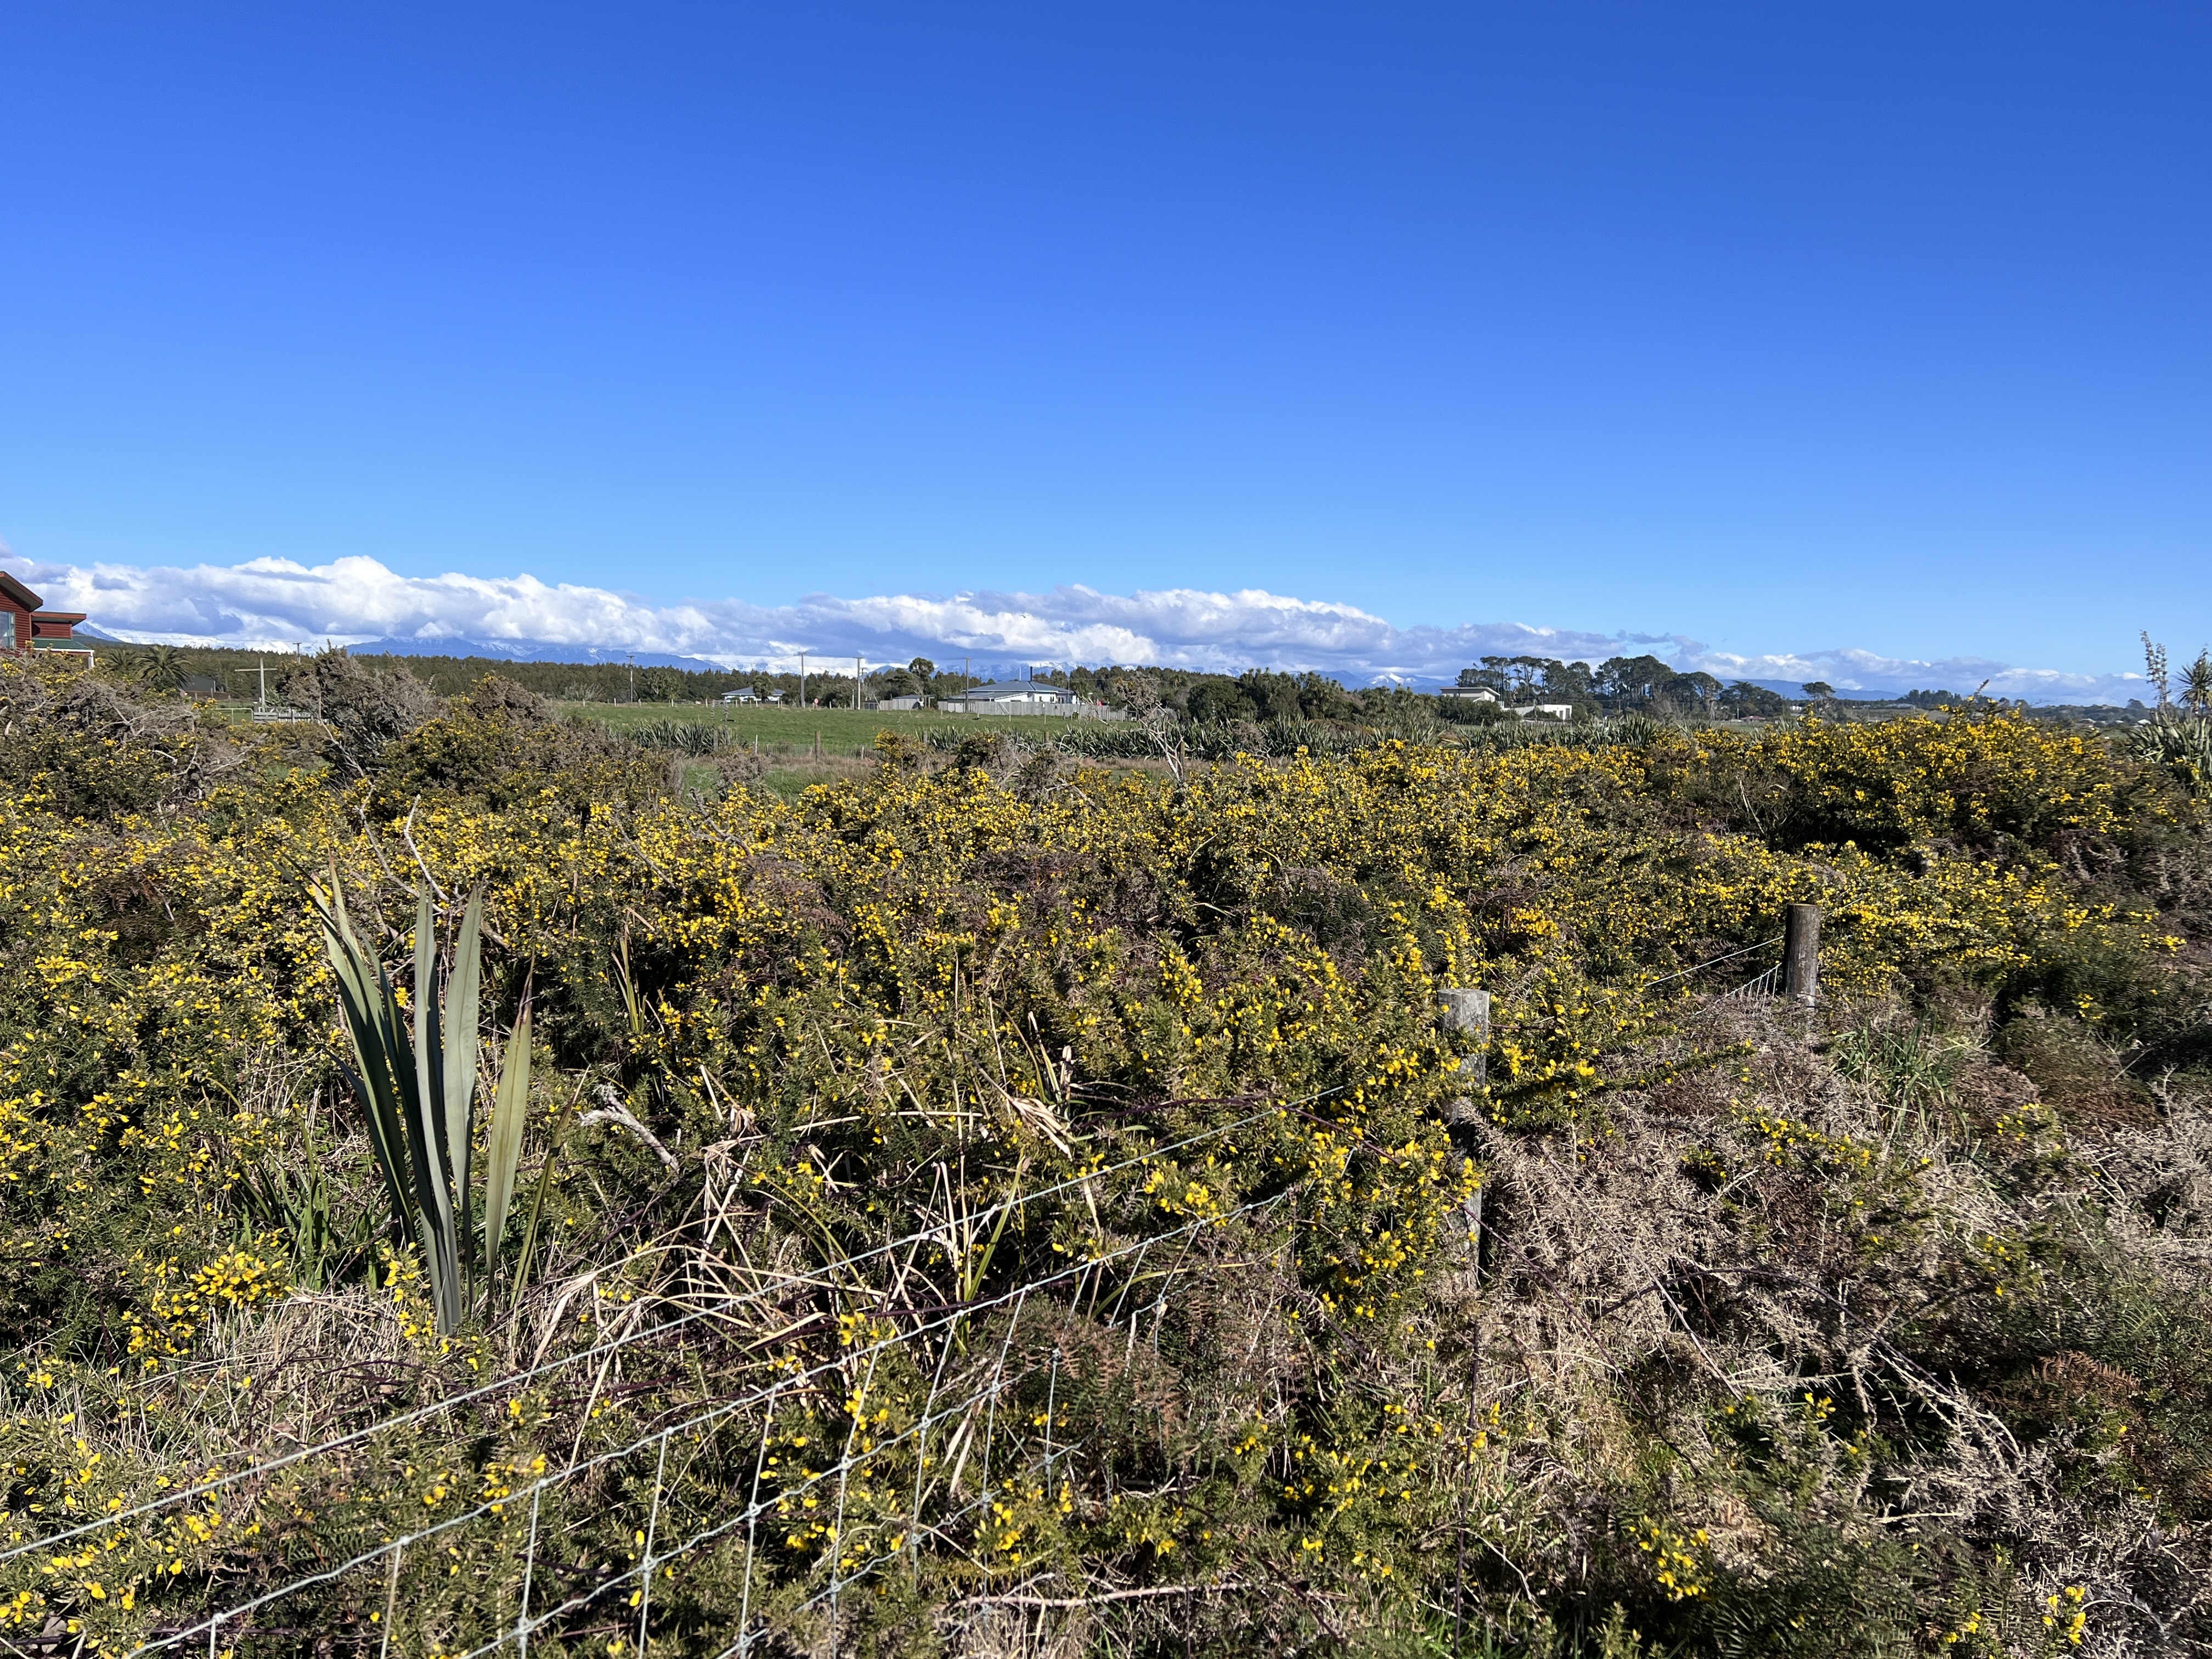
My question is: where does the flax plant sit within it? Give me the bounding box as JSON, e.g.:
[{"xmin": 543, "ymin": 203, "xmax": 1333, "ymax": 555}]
[
  {"xmin": 2129, "ymin": 638, "xmax": 2212, "ymax": 799},
  {"xmin": 309, "ymin": 875, "xmax": 533, "ymax": 1334}
]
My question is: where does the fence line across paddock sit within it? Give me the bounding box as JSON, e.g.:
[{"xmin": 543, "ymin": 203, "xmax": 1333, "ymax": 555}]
[{"xmin": 1641, "ymin": 934, "xmax": 1786, "ymax": 990}]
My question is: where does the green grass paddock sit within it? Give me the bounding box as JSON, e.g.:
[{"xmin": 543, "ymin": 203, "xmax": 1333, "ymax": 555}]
[{"xmin": 554, "ymin": 700, "xmax": 1085, "ymax": 755}]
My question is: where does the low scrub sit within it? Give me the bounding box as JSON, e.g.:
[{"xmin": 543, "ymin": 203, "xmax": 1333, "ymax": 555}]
[{"xmin": 0, "ymin": 654, "xmax": 2207, "ymax": 1655}]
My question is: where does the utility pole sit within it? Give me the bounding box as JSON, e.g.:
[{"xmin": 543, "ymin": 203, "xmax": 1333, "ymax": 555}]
[
  {"xmin": 798, "ymin": 650, "xmax": 808, "ymax": 709},
  {"xmin": 627, "ymin": 653, "xmax": 635, "ymax": 703},
  {"xmin": 854, "ymin": 653, "xmax": 862, "ymax": 710}
]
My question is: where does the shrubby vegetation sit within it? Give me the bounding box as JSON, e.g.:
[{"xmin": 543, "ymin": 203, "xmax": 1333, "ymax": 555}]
[{"xmin": 1, "ymin": 652, "xmax": 2208, "ymax": 1655}]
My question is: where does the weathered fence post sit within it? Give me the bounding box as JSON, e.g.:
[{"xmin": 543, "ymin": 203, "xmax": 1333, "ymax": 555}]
[
  {"xmin": 1438, "ymin": 988, "xmax": 1490, "ymax": 1088},
  {"xmin": 1783, "ymin": 904, "xmax": 1822, "ymax": 1006},
  {"xmin": 1438, "ymin": 989, "xmax": 1491, "ymax": 1262}
]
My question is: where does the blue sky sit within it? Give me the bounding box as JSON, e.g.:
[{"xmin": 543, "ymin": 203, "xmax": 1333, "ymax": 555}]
[{"xmin": 2, "ymin": 3, "xmax": 2206, "ymax": 689}]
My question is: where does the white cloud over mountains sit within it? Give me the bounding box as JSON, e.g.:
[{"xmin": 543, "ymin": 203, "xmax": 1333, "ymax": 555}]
[{"xmin": 1, "ymin": 548, "xmax": 2145, "ymax": 703}]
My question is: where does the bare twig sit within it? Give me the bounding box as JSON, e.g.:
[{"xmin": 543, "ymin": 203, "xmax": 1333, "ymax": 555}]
[{"xmin": 582, "ymin": 1085, "xmax": 679, "ymax": 1175}]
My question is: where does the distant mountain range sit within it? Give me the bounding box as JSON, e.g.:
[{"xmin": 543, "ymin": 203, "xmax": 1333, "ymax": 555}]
[
  {"xmin": 341, "ymin": 636, "xmax": 727, "ymax": 671},
  {"xmin": 78, "ymin": 629, "xmax": 736, "ymax": 675},
  {"xmin": 76, "ymin": 628, "xmax": 726, "ymax": 673}
]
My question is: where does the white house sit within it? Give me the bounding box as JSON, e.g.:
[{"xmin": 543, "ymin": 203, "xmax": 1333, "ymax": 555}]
[
  {"xmin": 940, "ymin": 680, "xmax": 1082, "ymax": 715},
  {"xmin": 1440, "ymin": 686, "xmax": 1573, "ymax": 720}
]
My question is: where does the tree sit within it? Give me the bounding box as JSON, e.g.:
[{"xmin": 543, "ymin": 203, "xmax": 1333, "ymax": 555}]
[
  {"xmin": 134, "ymin": 644, "xmax": 189, "ymax": 694},
  {"xmin": 907, "ymin": 656, "xmax": 937, "ymax": 681},
  {"xmin": 1801, "ymin": 681, "xmax": 1835, "ymax": 702},
  {"xmin": 637, "ymin": 667, "xmax": 681, "ymax": 703},
  {"xmin": 1669, "ymin": 671, "xmax": 1723, "ymax": 720},
  {"xmin": 1719, "ymin": 680, "xmax": 1790, "ymax": 718},
  {"xmin": 1543, "ymin": 659, "xmax": 1597, "ymax": 702},
  {"xmin": 1289, "ymin": 670, "xmax": 1356, "ymax": 720},
  {"xmin": 1235, "ymin": 669, "xmax": 1312, "ymax": 722},
  {"xmin": 1187, "ymin": 680, "xmax": 1261, "ymax": 724},
  {"xmin": 1504, "ymin": 656, "xmax": 1560, "ymax": 697},
  {"xmin": 274, "ymin": 650, "xmax": 439, "ymax": 778},
  {"xmin": 2183, "ymin": 647, "xmax": 2212, "ymax": 715},
  {"xmin": 1114, "ymin": 673, "xmax": 1187, "ymax": 782},
  {"xmin": 1595, "ymin": 655, "xmax": 1674, "ymax": 708}
]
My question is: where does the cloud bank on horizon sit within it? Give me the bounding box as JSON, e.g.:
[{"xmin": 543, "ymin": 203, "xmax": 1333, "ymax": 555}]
[{"xmin": 2, "ymin": 548, "xmax": 2145, "ymax": 703}]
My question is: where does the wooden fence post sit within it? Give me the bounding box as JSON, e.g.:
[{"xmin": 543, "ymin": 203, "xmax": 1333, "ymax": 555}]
[
  {"xmin": 1438, "ymin": 988, "xmax": 1491, "ymax": 1264},
  {"xmin": 1438, "ymin": 989, "xmax": 1490, "ymax": 1087},
  {"xmin": 1783, "ymin": 904, "xmax": 1822, "ymax": 1006}
]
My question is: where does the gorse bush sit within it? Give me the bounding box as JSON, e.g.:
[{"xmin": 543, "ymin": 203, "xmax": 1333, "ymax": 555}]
[{"xmin": 0, "ymin": 654, "xmax": 2207, "ymax": 1655}]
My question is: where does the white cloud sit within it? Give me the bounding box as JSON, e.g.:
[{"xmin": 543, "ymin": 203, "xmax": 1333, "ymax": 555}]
[{"xmin": 0, "ymin": 549, "xmax": 2147, "ymax": 703}]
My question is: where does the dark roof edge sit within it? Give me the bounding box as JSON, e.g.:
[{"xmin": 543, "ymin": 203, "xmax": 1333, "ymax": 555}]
[{"xmin": 0, "ymin": 572, "xmax": 43, "ymax": 611}]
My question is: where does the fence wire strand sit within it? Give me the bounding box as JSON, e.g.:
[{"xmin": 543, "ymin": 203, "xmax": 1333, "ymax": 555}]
[
  {"xmin": 404, "ymin": 1199, "xmax": 1284, "ymax": 1659},
  {"xmin": 4, "ymin": 1100, "xmax": 1292, "ymax": 1575},
  {"xmin": 84, "ymin": 1105, "xmax": 1302, "ymax": 1658},
  {"xmin": 1644, "ymin": 933, "xmax": 1786, "ymax": 990}
]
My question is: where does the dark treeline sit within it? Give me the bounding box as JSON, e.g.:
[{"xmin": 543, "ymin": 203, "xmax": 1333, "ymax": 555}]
[
  {"xmin": 117, "ymin": 648, "xmax": 1448, "ymax": 718},
  {"xmin": 1450, "ymin": 652, "xmax": 1797, "ymax": 721},
  {"xmin": 100, "ymin": 642, "xmax": 1920, "ymax": 723},
  {"xmin": 139, "ymin": 647, "xmax": 795, "ymax": 705}
]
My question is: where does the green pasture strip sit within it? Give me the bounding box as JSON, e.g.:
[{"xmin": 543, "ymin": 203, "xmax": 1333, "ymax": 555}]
[{"xmin": 552, "ymin": 701, "xmax": 1067, "ymax": 748}]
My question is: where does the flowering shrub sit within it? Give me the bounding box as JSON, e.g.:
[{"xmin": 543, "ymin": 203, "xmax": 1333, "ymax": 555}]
[{"xmin": 0, "ymin": 654, "xmax": 2205, "ymax": 1652}]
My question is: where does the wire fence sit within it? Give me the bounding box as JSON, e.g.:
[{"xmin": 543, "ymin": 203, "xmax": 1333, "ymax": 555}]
[
  {"xmin": 6, "ymin": 929, "xmax": 1821, "ymax": 1657},
  {"xmin": 1720, "ymin": 961, "xmax": 1784, "ymax": 1001},
  {"xmin": 4, "ymin": 1103, "xmax": 1326, "ymax": 1658},
  {"xmin": 1637, "ymin": 932, "xmax": 1814, "ymax": 1005},
  {"xmin": 1644, "ymin": 934, "xmax": 1785, "ymax": 992},
  {"xmin": 151, "ymin": 1203, "xmax": 1281, "ymax": 1659}
]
